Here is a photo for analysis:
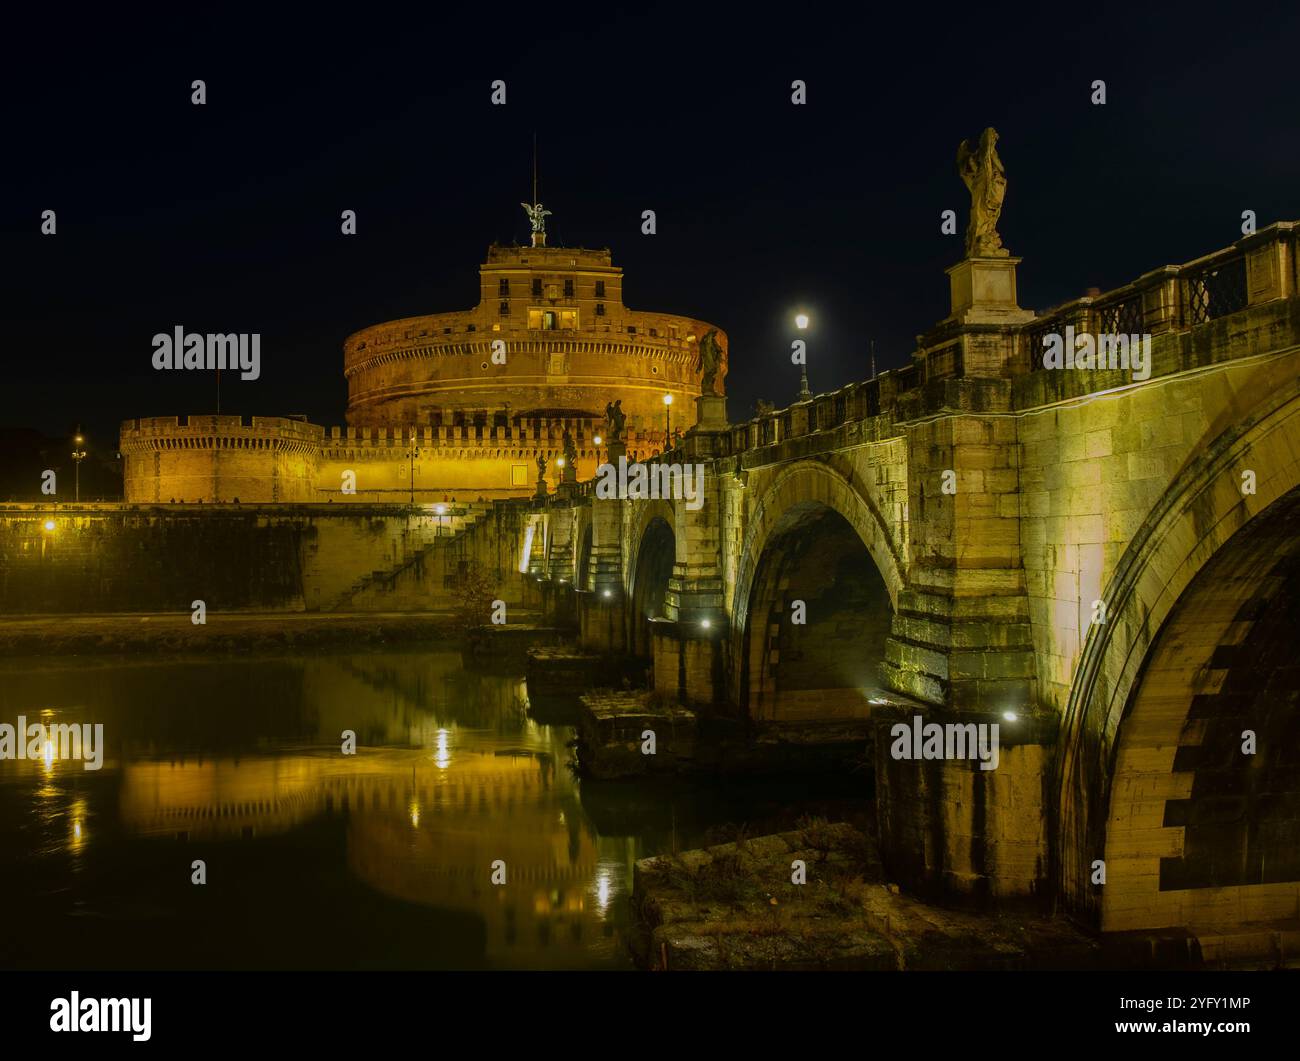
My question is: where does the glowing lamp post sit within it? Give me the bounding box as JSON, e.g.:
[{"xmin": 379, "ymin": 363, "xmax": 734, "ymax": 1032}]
[
  {"xmin": 663, "ymin": 393, "xmax": 673, "ymax": 449},
  {"xmin": 405, "ymin": 445, "xmax": 421, "ymax": 508},
  {"xmin": 795, "ymin": 314, "xmax": 811, "ymax": 399},
  {"xmin": 71, "ymin": 432, "xmax": 87, "ymax": 502}
]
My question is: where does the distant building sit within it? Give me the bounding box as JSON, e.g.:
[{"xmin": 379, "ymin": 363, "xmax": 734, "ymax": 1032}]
[{"xmin": 120, "ymin": 222, "xmax": 727, "ymax": 504}]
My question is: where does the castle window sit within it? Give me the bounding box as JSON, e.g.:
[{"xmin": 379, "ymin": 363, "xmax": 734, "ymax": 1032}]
[
  {"xmin": 649, "ymin": 328, "xmax": 658, "ymax": 337},
  {"xmin": 467, "ymin": 324, "xmax": 476, "ymax": 332},
  {"xmin": 563, "ymin": 278, "xmax": 574, "ymax": 298},
  {"xmin": 532, "ymin": 278, "xmax": 542, "ymax": 297},
  {"xmin": 444, "ymin": 327, "xmax": 452, "ymax": 334},
  {"xmin": 499, "ymin": 301, "xmax": 509, "ymax": 316},
  {"xmin": 498, "ymin": 278, "xmax": 509, "ymax": 297},
  {"xmin": 596, "ymin": 303, "xmax": 605, "ymax": 316},
  {"xmin": 559, "ymin": 310, "xmax": 578, "ymax": 329},
  {"xmin": 595, "ymin": 280, "xmax": 605, "ymax": 298},
  {"xmin": 627, "ymin": 325, "xmax": 637, "ymax": 334}
]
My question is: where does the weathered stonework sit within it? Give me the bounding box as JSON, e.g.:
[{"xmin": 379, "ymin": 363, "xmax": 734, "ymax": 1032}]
[{"xmin": 513, "ymin": 222, "xmax": 1300, "ymax": 958}]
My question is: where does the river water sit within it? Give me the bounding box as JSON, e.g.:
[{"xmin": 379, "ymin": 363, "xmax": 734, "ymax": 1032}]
[{"xmin": 0, "ymin": 649, "xmax": 871, "ymax": 970}]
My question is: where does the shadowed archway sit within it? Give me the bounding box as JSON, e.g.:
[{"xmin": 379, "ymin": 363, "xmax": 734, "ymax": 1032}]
[
  {"xmin": 1058, "ymin": 369, "xmax": 1300, "ymax": 934},
  {"xmin": 628, "ymin": 516, "xmax": 675, "ymax": 658},
  {"xmin": 739, "ymin": 503, "xmax": 893, "ymax": 722},
  {"xmin": 1099, "ymin": 487, "xmax": 1300, "ymax": 951}
]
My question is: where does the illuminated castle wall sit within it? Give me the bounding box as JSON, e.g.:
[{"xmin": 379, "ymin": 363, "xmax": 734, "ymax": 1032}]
[{"xmin": 120, "ymin": 237, "xmax": 728, "ymax": 504}]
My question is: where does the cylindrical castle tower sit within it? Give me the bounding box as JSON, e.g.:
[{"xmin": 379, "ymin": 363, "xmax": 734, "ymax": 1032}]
[
  {"xmin": 119, "ymin": 415, "xmax": 321, "ymax": 503},
  {"xmin": 343, "ymin": 241, "xmax": 728, "ymax": 441}
]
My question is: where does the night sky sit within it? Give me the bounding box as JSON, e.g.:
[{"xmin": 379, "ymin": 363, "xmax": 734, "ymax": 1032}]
[{"xmin": 4, "ymin": 3, "xmax": 1298, "ymax": 456}]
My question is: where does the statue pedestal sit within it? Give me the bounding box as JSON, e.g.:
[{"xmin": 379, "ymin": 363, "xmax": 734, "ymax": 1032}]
[
  {"xmin": 604, "ymin": 440, "xmax": 627, "ymax": 467},
  {"xmin": 945, "ymin": 256, "xmax": 1034, "ymax": 325},
  {"xmin": 694, "ymin": 394, "xmax": 728, "ymax": 431}
]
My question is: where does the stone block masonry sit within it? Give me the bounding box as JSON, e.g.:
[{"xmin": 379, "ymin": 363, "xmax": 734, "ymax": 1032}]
[{"xmin": 0, "ymin": 502, "xmax": 533, "ymax": 615}]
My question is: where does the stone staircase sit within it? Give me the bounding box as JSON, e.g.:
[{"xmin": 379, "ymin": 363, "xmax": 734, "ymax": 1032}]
[{"xmin": 326, "ymin": 504, "xmax": 490, "ymax": 611}]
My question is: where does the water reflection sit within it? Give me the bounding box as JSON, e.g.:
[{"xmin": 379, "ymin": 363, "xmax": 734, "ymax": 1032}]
[{"xmin": 0, "ymin": 650, "xmax": 870, "ymax": 970}]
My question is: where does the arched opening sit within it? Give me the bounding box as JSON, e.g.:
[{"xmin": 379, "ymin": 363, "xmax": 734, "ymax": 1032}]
[
  {"xmin": 629, "ymin": 517, "xmax": 675, "ymax": 658},
  {"xmin": 741, "ymin": 503, "xmax": 893, "ymax": 722},
  {"xmin": 1100, "ymin": 486, "xmax": 1300, "ymax": 951}
]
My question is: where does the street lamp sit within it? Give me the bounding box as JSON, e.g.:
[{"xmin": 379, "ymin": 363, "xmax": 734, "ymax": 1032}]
[
  {"xmin": 663, "ymin": 393, "xmax": 673, "ymax": 449},
  {"xmin": 795, "ymin": 313, "xmax": 811, "ymax": 399},
  {"xmin": 406, "ymin": 445, "xmax": 421, "ymax": 508},
  {"xmin": 71, "ymin": 431, "xmax": 87, "ymax": 502}
]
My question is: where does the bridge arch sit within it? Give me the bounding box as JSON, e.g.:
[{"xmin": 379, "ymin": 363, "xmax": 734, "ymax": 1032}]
[
  {"xmin": 730, "ymin": 460, "xmax": 905, "ymax": 720},
  {"xmin": 1058, "ymin": 366, "xmax": 1300, "ymax": 943},
  {"xmin": 625, "ymin": 499, "xmax": 678, "ymax": 658}
]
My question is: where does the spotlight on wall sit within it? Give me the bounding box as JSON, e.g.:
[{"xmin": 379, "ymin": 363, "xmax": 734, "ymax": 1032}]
[
  {"xmin": 43, "ymin": 519, "xmax": 56, "ymax": 531},
  {"xmin": 1002, "ymin": 711, "xmax": 1018, "ymax": 722},
  {"xmin": 594, "ymin": 435, "xmax": 603, "ymax": 446},
  {"xmin": 701, "ymin": 619, "xmax": 711, "ymax": 629},
  {"xmin": 602, "ymin": 590, "xmax": 611, "ymax": 598}
]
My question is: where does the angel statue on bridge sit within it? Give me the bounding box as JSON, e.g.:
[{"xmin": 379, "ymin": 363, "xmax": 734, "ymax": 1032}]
[
  {"xmin": 604, "ymin": 399, "xmax": 627, "ymax": 443},
  {"xmin": 957, "ymin": 127, "xmax": 1008, "ymax": 258},
  {"xmin": 695, "ymin": 328, "xmax": 727, "ymax": 396}
]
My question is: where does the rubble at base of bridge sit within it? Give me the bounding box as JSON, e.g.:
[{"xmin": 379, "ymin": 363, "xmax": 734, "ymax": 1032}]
[
  {"xmin": 631, "ymin": 822, "xmax": 1101, "ymax": 971},
  {"xmin": 573, "ymin": 690, "xmax": 874, "ymax": 779},
  {"xmin": 525, "ymin": 647, "xmax": 648, "ymax": 697}
]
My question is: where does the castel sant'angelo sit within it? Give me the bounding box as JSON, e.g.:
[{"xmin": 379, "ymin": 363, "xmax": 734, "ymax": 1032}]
[{"xmin": 119, "ymin": 205, "xmax": 728, "ymax": 504}]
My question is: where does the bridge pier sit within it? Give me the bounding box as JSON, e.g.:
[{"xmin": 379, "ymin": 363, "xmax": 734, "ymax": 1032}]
[
  {"xmin": 649, "ymin": 617, "xmax": 727, "ymax": 707},
  {"xmin": 872, "ymin": 701, "xmax": 1057, "ymax": 903},
  {"xmin": 577, "ymin": 493, "xmax": 625, "ymax": 653}
]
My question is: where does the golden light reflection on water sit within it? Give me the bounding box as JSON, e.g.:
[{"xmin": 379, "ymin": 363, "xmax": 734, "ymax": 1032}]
[
  {"xmin": 70, "ymin": 797, "xmax": 87, "ymax": 853},
  {"xmin": 0, "ymin": 654, "xmax": 653, "ymax": 968}
]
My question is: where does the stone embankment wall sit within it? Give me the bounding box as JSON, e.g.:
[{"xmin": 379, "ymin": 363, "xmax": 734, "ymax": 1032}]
[{"xmin": 0, "ymin": 502, "xmax": 532, "ymax": 615}]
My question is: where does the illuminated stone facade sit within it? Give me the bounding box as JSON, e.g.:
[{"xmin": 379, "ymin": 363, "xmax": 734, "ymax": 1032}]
[
  {"xmin": 120, "ymin": 239, "xmax": 727, "ymax": 504},
  {"xmin": 345, "ymin": 243, "xmax": 723, "ymax": 431},
  {"xmin": 119, "ymin": 415, "xmax": 321, "ymax": 504}
]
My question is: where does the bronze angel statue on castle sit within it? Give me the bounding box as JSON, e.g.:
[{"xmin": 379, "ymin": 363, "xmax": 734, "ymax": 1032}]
[{"xmin": 521, "ymin": 202, "xmax": 551, "ymax": 233}]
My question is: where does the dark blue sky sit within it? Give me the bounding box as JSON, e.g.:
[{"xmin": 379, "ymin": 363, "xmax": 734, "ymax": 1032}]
[{"xmin": 4, "ymin": 2, "xmax": 1298, "ymax": 451}]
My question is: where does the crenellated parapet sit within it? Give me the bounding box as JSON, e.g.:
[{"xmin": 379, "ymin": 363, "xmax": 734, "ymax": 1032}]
[
  {"xmin": 119, "ymin": 416, "xmax": 323, "ymax": 504},
  {"xmin": 120, "ymin": 415, "xmax": 324, "ymax": 456}
]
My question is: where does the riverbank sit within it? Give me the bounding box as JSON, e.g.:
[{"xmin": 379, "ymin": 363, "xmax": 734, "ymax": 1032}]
[
  {"xmin": 632, "ymin": 822, "xmax": 1101, "ymax": 971},
  {"xmin": 0, "ymin": 611, "xmax": 557, "ymax": 657}
]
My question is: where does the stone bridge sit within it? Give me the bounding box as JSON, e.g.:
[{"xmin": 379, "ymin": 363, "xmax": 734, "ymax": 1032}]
[{"xmin": 515, "ymin": 223, "xmax": 1300, "ymax": 961}]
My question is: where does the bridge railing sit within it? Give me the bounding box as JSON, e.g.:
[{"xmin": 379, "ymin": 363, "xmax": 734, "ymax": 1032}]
[
  {"xmin": 718, "ymin": 364, "xmax": 912, "ymax": 458},
  {"xmin": 1019, "ymin": 221, "xmax": 1296, "ymax": 372}
]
